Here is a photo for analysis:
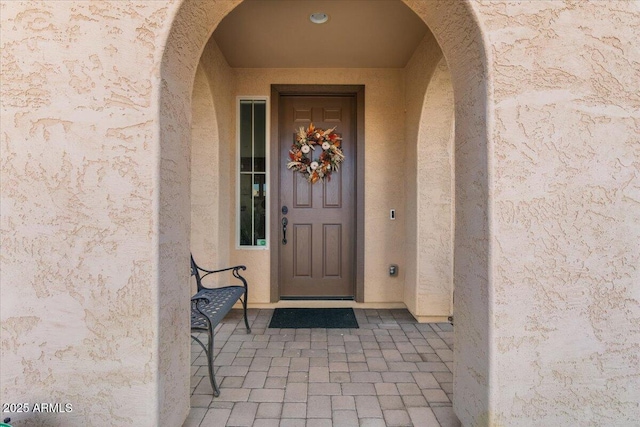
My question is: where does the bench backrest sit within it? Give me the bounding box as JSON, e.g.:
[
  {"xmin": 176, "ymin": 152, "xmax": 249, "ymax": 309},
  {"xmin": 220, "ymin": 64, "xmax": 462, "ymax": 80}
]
[{"xmin": 190, "ymin": 254, "xmax": 206, "ymax": 292}]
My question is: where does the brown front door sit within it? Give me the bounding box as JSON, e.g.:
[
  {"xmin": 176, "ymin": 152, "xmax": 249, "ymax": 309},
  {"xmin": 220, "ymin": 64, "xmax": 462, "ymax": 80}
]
[{"xmin": 279, "ymin": 95, "xmax": 356, "ymax": 298}]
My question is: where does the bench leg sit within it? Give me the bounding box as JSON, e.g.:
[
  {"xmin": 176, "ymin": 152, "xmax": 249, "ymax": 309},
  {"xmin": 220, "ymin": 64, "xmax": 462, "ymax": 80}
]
[
  {"xmin": 242, "ymin": 295, "xmax": 251, "ymax": 334},
  {"xmin": 205, "ymin": 325, "xmax": 221, "ymax": 397},
  {"xmin": 191, "ymin": 330, "xmax": 220, "ymax": 397}
]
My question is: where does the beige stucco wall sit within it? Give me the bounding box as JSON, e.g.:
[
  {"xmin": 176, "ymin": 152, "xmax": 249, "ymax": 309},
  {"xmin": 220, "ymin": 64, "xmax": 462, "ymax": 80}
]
[
  {"xmin": 404, "ymin": 35, "xmax": 455, "ymax": 320},
  {"xmin": 202, "ymin": 37, "xmax": 237, "ymax": 270},
  {"xmin": 405, "ymin": 2, "xmax": 492, "ymax": 421},
  {"xmin": 476, "ymin": 1, "xmax": 640, "ymax": 424},
  {"xmin": 191, "ymin": 37, "xmax": 237, "ymax": 283},
  {"xmin": 2, "ymin": 1, "xmax": 639, "ymax": 426},
  {"xmin": 191, "ymin": 64, "xmax": 219, "ymax": 274},
  {"xmin": 0, "ymin": 2, "xmax": 183, "ymax": 425}
]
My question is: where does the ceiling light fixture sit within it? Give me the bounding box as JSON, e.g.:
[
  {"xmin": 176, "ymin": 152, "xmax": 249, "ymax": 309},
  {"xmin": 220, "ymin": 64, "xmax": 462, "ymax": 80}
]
[{"xmin": 309, "ymin": 12, "xmax": 329, "ymax": 24}]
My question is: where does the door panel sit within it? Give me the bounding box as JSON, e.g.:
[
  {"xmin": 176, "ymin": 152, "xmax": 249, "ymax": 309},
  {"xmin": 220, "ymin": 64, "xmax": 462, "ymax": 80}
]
[
  {"xmin": 279, "ymin": 95, "xmax": 355, "ymax": 298},
  {"xmin": 294, "ymin": 172, "xmax": 312, "ymax": 208},
  {"xmin": 293, "ymin": 224, "xmax": 313, "ymax": 278},
  {"xmin": 323, "ymin": 176, "xmax": 342, "ymax": 208},
  {"xmin": 322, "ymin": 224, "xmax": 342, "ymax": 278}
]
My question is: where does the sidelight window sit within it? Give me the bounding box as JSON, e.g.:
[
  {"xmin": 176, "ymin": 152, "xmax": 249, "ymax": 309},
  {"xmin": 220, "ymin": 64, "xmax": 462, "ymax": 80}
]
[{"xmin": 237, "ymin": 98, "xmax": 268, "ymax": 248}]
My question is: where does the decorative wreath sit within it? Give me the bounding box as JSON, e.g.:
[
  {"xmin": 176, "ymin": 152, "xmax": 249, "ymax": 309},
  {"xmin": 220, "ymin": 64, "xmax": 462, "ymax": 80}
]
[{"xmin": 287, "ymin": 123, "xmax": 345, "ymax": 184}]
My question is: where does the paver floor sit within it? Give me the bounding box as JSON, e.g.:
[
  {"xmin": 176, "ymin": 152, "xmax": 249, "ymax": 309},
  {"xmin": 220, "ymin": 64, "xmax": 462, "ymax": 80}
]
[{"xmin": 184, "ymin": 309, "xmax": 461, "ymax": 427}]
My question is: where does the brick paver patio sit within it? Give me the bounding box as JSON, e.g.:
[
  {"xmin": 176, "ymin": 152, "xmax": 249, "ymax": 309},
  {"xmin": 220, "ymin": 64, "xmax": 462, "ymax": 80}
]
[{"xmin": 184, "ymin": 309, "xmax": 461, "ymax": 427}]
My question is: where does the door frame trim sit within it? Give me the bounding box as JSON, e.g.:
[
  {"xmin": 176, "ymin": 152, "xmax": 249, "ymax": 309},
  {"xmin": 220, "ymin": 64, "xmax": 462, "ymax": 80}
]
[{"xmin": 270, "ymin": 84, "xmax": 365, "ymax": 303}]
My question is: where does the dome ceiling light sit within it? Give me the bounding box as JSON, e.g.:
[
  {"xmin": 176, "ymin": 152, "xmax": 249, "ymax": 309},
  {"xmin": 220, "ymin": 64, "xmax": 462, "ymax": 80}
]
[{"xmin": 309, "ymin": 12, "xmax": 329, "ymax": 24}]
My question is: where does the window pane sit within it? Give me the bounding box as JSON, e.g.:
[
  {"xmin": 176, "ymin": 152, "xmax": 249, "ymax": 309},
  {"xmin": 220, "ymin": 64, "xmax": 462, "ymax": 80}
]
[
  {"xmin": 253, "ymin": 174, "xmax": 267, "ymax": 244},
  {"xmin": 240, "ymin": 101, "xmax": 253, "ymax": 172},
  {"xmin": 239, "ymin": 174, "xmax": 253, "ymax": 246},
  {"xmin": 238, "ymin": 98, "xmax": 268, "ymax": 247},
  {"xmin": 253, "ymin": 101, "xmax": 266, "ymax": 172}
]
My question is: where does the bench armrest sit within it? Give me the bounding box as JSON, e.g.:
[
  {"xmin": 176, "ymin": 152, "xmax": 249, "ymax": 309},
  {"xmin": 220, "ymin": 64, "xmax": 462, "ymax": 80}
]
[
  {"xmin": 198, "ymin": 266, "xmax": 248, "ymax": 292},
  {"xmin": 191, "ymin": 290, "xmax": 212, "ymax": 304},
  {"xmin": 198, "ymin": 265, "xmax": 247, "ymax": 275},
  {"xmin": 191, "ymin": 255, "xmax": 249, "ymax": 295}
]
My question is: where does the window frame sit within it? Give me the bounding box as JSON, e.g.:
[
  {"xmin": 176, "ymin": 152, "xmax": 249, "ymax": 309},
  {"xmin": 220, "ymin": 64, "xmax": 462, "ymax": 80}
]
[{"xmin": 236, "ymin": 96, "xmax": 270, "ymax": 250}]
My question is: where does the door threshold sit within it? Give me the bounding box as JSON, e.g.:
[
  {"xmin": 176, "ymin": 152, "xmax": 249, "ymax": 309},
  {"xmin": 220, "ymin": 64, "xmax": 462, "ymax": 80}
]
[
  {"xmin": 248, "ymin": 301, "xmax": 407, "ymax": 310},
  {"xmin": 280, "ymin": 296, "xmax": 355, "ymax": 301}
]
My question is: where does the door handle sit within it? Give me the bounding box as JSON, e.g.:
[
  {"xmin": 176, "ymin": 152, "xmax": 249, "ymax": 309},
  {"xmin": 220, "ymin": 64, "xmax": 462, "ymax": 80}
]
[{"xmin": 282, "ymin": 217, "xmax": 288, "ymax": 245}]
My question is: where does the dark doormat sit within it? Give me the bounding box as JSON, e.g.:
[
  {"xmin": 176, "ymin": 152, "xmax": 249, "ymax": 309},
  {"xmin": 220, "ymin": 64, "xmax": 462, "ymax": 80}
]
[{"xmin": 268, "ymin": 308, "xmax": 359, "ymax": 329}]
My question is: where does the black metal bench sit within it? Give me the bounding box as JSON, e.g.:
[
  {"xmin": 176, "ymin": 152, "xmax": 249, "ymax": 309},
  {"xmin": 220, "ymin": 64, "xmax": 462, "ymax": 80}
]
[{"xmin": 190, "ymin": 254, "xmax": 251, "ymax": 396}]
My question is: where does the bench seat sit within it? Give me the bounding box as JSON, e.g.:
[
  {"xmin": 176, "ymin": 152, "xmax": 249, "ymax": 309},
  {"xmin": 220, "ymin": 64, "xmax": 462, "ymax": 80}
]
[
  {"xmin": 190, "ymin": 255, "xmax": 250, "ymax": 397},
  {"xmin": 191, "ymin": 286, "xmax": 246, "ymax": 329}
]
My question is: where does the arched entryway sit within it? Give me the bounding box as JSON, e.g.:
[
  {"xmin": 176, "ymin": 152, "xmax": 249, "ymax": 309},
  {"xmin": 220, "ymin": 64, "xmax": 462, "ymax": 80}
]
[{"xmin": 159, "ymin": 1, "xmax": 490, "ymax": 425}]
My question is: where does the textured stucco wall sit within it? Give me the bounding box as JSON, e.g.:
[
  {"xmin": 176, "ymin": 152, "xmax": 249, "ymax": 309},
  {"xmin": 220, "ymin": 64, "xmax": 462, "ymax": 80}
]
[
  {"xmin": 475, "ymin": 1, "xmax": 640, "ymax": 424},
  {"xmin": 404, "ymin": 33, "xmax": 442, "ymax": 316},
  {"xmin": 408, "ymin": 56, "xmax": 456, "ymax": 319},
  {"xmin": 404, "ymin": 33, "xmax": 455, "ymax": 320},
  {"xmin": 0, "ymin": 1, "xmax": 173, "ymax": 425},
  {"xmin": 405, "ymin": 1, "xmax": 492, "ymax": 423},
  {"xmin": 205, "ymin": 37, "xmax": 237, "ymax": 270},
  {"xmin": 191, "ymin": 64, "xmax": 219, "ymax": 285},
  {"xmin": 157, "ymin": 3, "xmax": 240, "ymax": 424},
  {"xmin": 2, "ymin": 0, "xmax": 639, "ymax": 426},
  {"xmin": 192, "ymin": 37, "xmax": 236, "ymax": 275}
]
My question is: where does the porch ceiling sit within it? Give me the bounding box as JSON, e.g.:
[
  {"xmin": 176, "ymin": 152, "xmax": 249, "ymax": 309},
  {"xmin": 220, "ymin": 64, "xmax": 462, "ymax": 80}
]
[{"xmin": 213, "ymin": 0, "xmax": 429, "ymax": 68}]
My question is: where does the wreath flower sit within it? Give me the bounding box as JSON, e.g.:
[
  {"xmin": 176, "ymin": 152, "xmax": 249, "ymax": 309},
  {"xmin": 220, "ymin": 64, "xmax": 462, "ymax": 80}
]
[{"xmin": 287, "ymin": 123, "xmax": 345, "ymax": 184}]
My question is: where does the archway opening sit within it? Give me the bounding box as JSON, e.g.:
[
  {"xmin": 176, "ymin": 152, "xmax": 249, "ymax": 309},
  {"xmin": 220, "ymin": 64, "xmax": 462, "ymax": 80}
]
[{"xmin": 160, "ymin": 1, "xmax": 489, "ymax": 425}]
